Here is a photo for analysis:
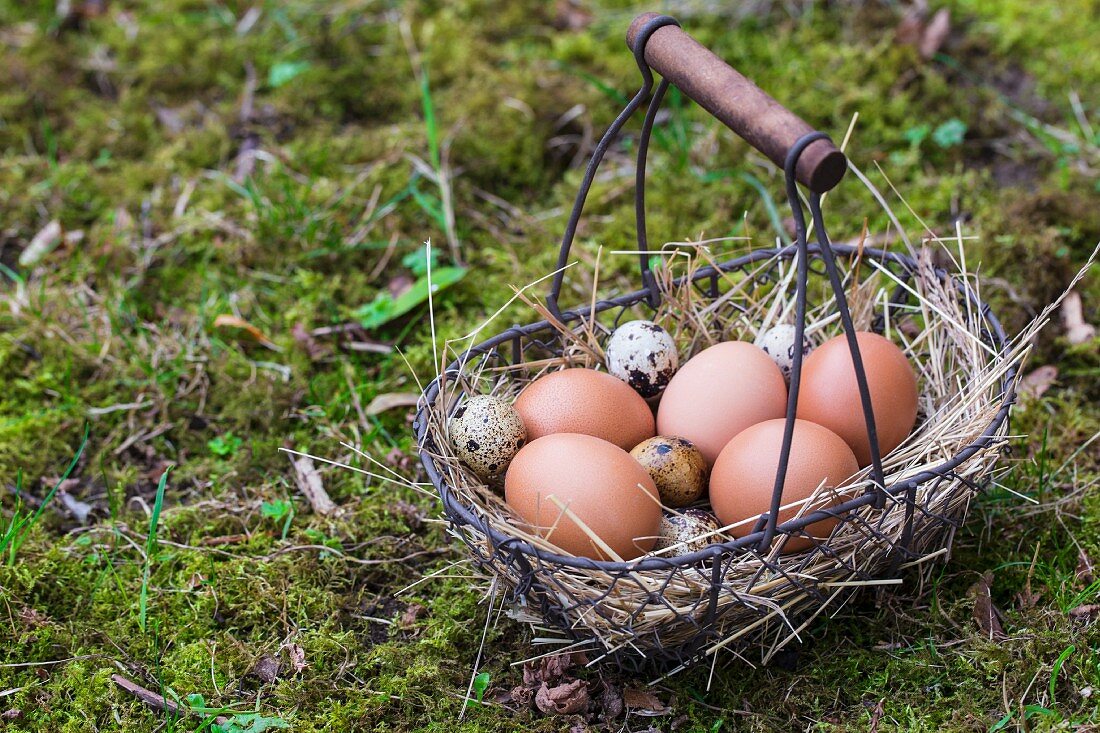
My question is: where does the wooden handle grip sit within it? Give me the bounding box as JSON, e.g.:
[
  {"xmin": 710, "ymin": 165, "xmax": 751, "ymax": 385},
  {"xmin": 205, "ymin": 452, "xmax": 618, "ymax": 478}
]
[{"xmin": 627, "ymin": 13, "xmax": 846, "ymax": 193}]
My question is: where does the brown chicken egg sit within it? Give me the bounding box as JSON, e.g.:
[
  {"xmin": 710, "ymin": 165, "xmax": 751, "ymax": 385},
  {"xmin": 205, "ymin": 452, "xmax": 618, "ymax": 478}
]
[
  {"xmin": 710, "ymin": 419, "xmax": 858, "ymax": 553},
  {"xmin": 504, "ymin": 433, "xmax": 660, "ymax": 560},
  {"xmin": 795, "ymin": 331, "xmax": 918, "ymax": 466},
  {"xmin": 514, "ymin": 368, "xmax": 655, "ymax": 450},
  {"xmin": 656, "ymin": 341, "xmax": 788, "ymax": 465},
  {"xmin": 630, "ymin": 436, "xmax": 708, "ymax": 507}
]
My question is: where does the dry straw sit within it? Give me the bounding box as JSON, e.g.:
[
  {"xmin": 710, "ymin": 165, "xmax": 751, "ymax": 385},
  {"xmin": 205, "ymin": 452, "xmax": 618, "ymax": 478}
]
[{"xmin": 414, "ymin": 164, "xmax": 1095, "ymax": 676}]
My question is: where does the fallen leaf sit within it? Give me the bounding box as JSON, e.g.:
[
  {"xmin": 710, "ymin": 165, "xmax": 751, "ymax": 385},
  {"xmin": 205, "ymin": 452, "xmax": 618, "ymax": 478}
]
[
  {"xmin": 535, "ymin": 679, "xmax": 589, "ymax": 715},
  {"xmin": 388, "ymin": 274, "xmax": 414, "ymax": 299},
  {"xmin": 19, "ymin": 220, "xmax": 62, "ymax": 267},
  {"xmin": 399, "ymin": 603, "xmax": 424, "ymax": 630},
  {"xmin": 282, "ymin": 643, "xmax": 307, "ymax": 674},
  {"xmin": 597, "ymin": 682, "xmax": 623, "ymax": 721},
  {"xmin": 623, "ymin": 688, "xmax": 670, "ymax": 715},
  {"xmin": 1061, "ymin": 291, "xmax": 1096, "ymax": 345},
  {"xmin": 969, "ymin": 571, "xmax": 1006, "ymax": 641},
  {"xmin": 868, "ymin": 699, "xmax": 886, "ymax": 733},
  {"xmin": 510, "ymin": 685, "xmax": 534, "ymax": 708},
  {"xmin": 391, "ymin": 500, "xmax": 423, "ymax": 531},
  {"xmin": 213, "ymin": 314, "xmax": 280, "ymax": 351},
  {"xmin": 894, "ymin": 1, "xmax": 928, "ymax": 47},
  {"xmin": 1068, "ymin": 604, "xmax": 1100, "ymax": 619},
  {"xmin": 1, "ymin": 709, "xmax": 21, "ymax": 720},
  {"xmin": 250, "ymin": 654, "xmax": 280, "ymax": 683},
  {"xmin": 292, "ymin": 323, "xmax": 329, "ymax": 361},
  {"xmin": 523, "ymin": 653, "xmax": 576, "ymax": 688},
  {"xmin": 919, "ymin": 8, "xmax": 950, "ymax": 59},
  {"xmin": 18, "ymin": 607, "xmax": 48, "ymax": 628},
  {"xmin": 1018, "ymin": 365, "xmax": 1058, "ymax": 401},
  {"xmin": 386, "ymin": 447, "xmax": 412, "ymax": 473},
  {"xmin": 364, "ymin": 392, "xmax": 419, "ymax": 416},
  {"xmin": 552, "ymin": 0, "xmax": 593, "ymax": 31},
  {"xmin": 1015, "ymin": 589, "xmax": 1042, "ymax": 609}
]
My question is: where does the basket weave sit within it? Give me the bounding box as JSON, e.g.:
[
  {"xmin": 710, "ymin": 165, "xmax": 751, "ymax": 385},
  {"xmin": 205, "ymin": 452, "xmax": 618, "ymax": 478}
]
[
  {"xmin": 414, "ymin": 13, "xmax": 1019, "ymax": 673},
  {"xmin": 415, "ymin": 240, "xmax": 1017, "ymax": 671}
]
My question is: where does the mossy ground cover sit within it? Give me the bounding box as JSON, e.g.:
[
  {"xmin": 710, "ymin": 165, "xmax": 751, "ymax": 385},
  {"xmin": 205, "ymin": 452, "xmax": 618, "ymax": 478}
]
[{"xmin": 0, "ymin": 1, "xmax": 1097, "ymax": 730}]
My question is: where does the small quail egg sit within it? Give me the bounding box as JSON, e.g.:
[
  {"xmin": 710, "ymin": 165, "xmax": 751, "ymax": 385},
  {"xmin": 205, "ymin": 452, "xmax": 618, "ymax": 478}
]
[
  {"xmin": 653, "ymin": 509, "xmax": 722, "ymax": 555},
  {"xmin": 449, "ymin": 395, "xmax": 527, "ymax": 481},
  {"xmin": 630, "ymin": 436, "xmax": 708, "ymax": 507},
  {"xmin": 758, "ymin": 323, "xmax": 813, "ymax": 383},
  {"xmin": 605, "ymin": 320, "xmax": 678, "ymax": 398}
]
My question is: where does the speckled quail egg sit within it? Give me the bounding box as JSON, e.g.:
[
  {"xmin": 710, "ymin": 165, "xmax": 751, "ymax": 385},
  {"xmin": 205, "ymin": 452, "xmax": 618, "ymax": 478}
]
[
  {"xmin": 629, "ymin": 436, "xmax": 708, "ymax": 507},
  {"xmin": 653, "ymin": 509, "xmax": 722, "ymax": 555},
  {"xmin": 605, "ymin": 320, "xmax": 678, "ymax": 398},
  {"xmin": 758, "ymin": 323, "xmax": 813, "ymax": 383},
  {"xmin": 449, "ymin": 395, "xmax": 527, "ymax": 481}
]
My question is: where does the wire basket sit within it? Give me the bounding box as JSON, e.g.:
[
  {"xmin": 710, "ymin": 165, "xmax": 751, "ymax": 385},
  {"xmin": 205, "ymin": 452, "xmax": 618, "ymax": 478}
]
[{"xmin": 415, "ymin": 13, "xmax": 1019, "ymax": 673}]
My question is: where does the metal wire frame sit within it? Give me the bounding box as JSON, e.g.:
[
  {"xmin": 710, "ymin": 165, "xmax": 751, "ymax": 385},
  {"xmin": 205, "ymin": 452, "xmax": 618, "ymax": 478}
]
[
  {"xmin": 413, "ymin": 14, "xmax": 1019, "ymax": 667},
  {"xmin": 416, "ymin": 242, "xmax": 1016, "ymax": 571}
]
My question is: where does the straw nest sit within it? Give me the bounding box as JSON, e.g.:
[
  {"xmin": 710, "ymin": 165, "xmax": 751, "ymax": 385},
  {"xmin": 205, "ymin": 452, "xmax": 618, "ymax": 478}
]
[{"xmin": 415, "ymin": 176, "xmax": 1073, "ymax": 674}]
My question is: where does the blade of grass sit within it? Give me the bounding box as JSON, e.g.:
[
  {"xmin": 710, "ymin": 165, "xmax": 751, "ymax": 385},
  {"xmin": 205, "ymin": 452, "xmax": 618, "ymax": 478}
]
[
  {"xmin": 139, "ymin": 468, "xmax": 171, "ymax": 632},
  {"xmin": 1049, "ymin": 645, "xmax": 1074, "ymax": 707},
  {"xmin": 3, "ymin": 424, "xmax": 89, "ymax": 564}
]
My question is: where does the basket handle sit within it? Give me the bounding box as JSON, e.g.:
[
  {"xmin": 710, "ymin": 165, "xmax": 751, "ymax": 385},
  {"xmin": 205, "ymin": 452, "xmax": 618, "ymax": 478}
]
[{"xmin": 626, "ymin": 12, "xmax": 847, "ymax": 194}]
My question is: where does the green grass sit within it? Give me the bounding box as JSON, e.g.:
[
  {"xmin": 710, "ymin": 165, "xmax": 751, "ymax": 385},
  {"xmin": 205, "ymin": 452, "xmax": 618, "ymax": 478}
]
[{"xmin": 0, "ymin": 0, "xmax": 1097, "ymax": 731}]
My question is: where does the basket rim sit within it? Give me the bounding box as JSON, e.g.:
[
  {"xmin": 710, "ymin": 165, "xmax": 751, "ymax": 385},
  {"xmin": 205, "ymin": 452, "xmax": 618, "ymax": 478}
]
[{"xmin": 414, "ymin": 241, "xmax": 1018, "ymax": 573}]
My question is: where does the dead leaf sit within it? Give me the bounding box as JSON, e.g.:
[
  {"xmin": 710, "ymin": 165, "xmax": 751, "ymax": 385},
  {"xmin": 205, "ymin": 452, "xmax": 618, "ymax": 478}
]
[
  {"xmin": 1061, "ymin": 291, "xmax": 1096, "ymax": 345},
  {"xmin": 894, "ymin": 1, "xmax": 928, "ymax": 47},
  {"xmin": 388, "ymin": 274, "xmax": 413, "ymax": 299},
  {"xmin": 1018, "ymin": 365, "xmax": 1058, "ymax": 401},
  {"xmin": 1068, "ymin": 604, "xmax": 1100, "ymax": 619},
  {"xmin": 18, "ymin": 607, "xmax": 48, "ymax": 628},
  {"xmin": 510, "ymin": 685, "xmax": 534, "ymax": 708},
  {"xmin": 597, "ymin": 683, "xmax": 623, "ymax": 721},
  {"xmin": 868, "ymin": 699, "xmax": 886, "ymax": 733},
  {"xmin": 19, "ymin": 220, "xmax": 62, "ymax": 267},
  {"xmin": 2, "ymin": 710, "xmax": 21, "ymax": 720},
  {"xmin": 1015, "ymin": 589, "xmax": 1042, "ymax": 609},
  {"xmin": 398, "ymin": 603, "xmax": 424, "ymax": 630},
  {"xmin": 290, "ymin": 455, "xmax": 336, "ymax": 516},
  {"xmin": 523, "ymin": 653, "xmax": 576, "ymax": 688},
  {"xmin": 292, "ymin": 323, "xmax": 329, "ymax": 361},
  {"xmin": 213, "ymin": 314, "xmax": 279, "ymax": 351},
  {"xmin": 623, "ymin": 688, "xmax": 670, "ymax": 715},
  {"xmin": 919, "ymin": 8, "xmax": 950, "ymax": 59},
  {"xmin": 250, "ymin": 654, "xmax": 280, "ymax": 683},
  {"xmin": 282, "ymin": 643, "xmax": 307, "ymax": 674},
  {"xmin": 552, "ymin": 0, "xmax": 593, "ymax": 31},
  {"xmin": 535, "ymin": 679, "xmax": 589, "ymax": 715},
  {"xmin": 391, "ymin": 500, "xmax": 423, "ymax": 531},
  {"xmin": 969, "ymin": 571, "xmax": 1006, "ymax": 641},
  {"xmin": 365, "ymin": 392, "xmax": 419, "ymax": 416}
]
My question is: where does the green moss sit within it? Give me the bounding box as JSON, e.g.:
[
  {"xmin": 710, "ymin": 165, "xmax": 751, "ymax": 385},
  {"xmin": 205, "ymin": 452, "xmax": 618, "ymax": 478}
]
[{"xmin": 0, "ymin": 0, "xmax": 1097, "ymax": 730}]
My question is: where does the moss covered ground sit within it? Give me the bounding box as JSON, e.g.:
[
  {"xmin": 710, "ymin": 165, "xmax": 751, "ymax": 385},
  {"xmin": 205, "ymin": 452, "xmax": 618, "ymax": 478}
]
[{"xmin": 0, "ymin": 1, "xmax": 1097, "ymax": 730}]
